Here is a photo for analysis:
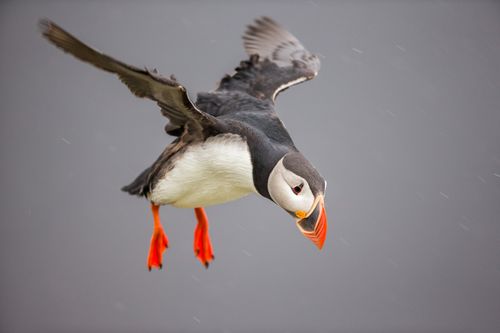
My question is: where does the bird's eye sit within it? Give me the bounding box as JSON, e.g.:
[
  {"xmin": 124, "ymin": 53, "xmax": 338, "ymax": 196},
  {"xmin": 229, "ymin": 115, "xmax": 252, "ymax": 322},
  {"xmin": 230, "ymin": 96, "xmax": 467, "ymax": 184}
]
[{"xmin": 292, "ymin": 183, "xmax": 304, "ymax": 195}]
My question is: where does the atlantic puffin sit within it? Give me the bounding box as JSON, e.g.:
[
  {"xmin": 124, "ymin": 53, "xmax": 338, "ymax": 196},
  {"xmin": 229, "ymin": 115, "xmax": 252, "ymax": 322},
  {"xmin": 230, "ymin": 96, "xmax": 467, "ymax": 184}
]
[{"xmin": 40, "ymin": 17, "xmax": 327, "ymax": 269}]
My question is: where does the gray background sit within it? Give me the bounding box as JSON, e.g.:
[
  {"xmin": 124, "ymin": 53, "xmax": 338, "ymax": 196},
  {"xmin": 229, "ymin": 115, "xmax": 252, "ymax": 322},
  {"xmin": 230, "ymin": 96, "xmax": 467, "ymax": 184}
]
[{"xmin": 1, "ymin": 0, "xmax": 499, "ymax": 332}]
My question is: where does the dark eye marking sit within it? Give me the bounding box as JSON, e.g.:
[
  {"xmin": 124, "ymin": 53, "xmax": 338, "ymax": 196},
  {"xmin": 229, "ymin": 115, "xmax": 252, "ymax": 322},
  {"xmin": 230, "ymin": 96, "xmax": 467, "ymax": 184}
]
[{"xmin": 292, "ymin": 183, "xmax": 304, "ymax": 195}]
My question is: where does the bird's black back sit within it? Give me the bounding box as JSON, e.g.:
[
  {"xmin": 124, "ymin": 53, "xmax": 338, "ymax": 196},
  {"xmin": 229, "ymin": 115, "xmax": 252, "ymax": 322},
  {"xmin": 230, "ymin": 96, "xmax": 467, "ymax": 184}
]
[{"xmin": 196, "ymin": 91, "xmax": 298, "ymax": 199}]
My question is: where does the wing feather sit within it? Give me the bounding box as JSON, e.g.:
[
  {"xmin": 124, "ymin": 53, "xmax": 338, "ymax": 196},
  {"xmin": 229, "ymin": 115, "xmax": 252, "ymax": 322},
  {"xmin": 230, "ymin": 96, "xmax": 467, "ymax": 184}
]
[
  {"xmin": 218, "ymin": 17, "xmax": 320, "ymax": 102},
  {"xmin": 39, "ymin": 19, "xmax": 214, "ymax": 134}
]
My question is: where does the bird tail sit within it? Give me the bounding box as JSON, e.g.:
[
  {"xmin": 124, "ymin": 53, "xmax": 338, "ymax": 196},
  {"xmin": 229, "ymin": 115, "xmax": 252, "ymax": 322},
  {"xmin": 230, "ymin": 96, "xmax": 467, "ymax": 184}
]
[{"xmin": 121, "ymin": 166, "xmax": 153, "ymax": 197}]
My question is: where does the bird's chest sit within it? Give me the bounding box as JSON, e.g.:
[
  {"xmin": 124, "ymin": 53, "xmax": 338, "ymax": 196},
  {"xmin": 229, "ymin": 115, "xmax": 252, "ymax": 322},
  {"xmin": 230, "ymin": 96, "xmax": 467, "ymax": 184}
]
[{"xmin": 149, "ymin": 134, "xmax": 257, "ymax": 208}]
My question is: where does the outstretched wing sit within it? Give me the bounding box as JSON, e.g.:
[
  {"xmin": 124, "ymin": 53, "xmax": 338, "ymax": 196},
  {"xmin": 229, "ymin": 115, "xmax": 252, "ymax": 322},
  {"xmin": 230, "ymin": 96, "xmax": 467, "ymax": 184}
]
[
  {"xmin": 39, "ymin": 19, "xmax": 215, "ymax": 136},
  {"xmin": 218, "ymin": 17, "xmax": 320, "ymax": 102}
]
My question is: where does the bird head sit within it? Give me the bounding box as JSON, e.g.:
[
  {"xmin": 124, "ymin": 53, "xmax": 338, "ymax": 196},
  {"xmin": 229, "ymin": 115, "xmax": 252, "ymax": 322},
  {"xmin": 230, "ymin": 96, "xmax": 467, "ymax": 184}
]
[{"xmin": 267, "ymin": 152, "xmax": 327, "ymax": 249}]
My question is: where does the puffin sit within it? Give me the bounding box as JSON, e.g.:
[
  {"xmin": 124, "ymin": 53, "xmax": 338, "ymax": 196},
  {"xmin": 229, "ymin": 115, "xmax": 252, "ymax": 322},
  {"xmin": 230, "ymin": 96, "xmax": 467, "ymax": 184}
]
[{"xmin": 40, "ymin": 17, "xmax": 328, "ymax": 270}]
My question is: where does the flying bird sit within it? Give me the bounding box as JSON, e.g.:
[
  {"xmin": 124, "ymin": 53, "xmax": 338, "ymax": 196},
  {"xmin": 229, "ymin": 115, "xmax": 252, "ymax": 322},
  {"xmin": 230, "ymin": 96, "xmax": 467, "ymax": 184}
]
[{"xmin": 40, "ymin": 17, "xmax": 327, "ymax": 270}]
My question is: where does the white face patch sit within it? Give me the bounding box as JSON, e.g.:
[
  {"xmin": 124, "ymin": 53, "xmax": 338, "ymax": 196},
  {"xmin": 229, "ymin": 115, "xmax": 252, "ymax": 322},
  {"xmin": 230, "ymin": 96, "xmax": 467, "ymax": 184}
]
[{"xmin": 267, "ymin": 157, "xmax": 315, "ymax": 216}]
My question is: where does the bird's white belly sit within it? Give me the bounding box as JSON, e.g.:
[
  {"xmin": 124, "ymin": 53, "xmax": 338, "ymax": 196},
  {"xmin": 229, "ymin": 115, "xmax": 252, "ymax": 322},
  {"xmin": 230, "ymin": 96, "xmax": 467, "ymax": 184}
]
[{"xmin": 148, "ymin": 134, "xmax": 257, "ymax": 208}]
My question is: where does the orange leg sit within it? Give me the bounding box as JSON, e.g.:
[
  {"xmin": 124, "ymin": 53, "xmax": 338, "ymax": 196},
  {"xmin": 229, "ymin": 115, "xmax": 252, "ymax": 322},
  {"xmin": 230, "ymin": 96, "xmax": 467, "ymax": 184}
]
[
  {"xmin": 193, "ymin": 207, "xmax": 214, "ymax": 268},
  {"xmin": 147, "ymin": 204, "xmax": 169, "ymax": 271}
]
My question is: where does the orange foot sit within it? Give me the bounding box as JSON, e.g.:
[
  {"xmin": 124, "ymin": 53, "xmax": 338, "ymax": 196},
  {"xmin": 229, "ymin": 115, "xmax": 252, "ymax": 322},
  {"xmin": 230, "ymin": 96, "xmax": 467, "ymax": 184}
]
[
  {"xmin": 147, "ymin": 204, "xmax": 169, "ymax": 270},
  {"xmin": 194, "ymin": 207, "xmax": 214, "ymax": 268}
]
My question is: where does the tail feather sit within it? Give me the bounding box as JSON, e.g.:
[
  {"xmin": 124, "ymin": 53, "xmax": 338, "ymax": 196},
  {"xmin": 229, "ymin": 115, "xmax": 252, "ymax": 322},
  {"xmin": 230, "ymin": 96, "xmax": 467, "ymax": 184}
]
[{"xmin": 121, "ymin": 166, "xmax": 153, "ymax": 197}]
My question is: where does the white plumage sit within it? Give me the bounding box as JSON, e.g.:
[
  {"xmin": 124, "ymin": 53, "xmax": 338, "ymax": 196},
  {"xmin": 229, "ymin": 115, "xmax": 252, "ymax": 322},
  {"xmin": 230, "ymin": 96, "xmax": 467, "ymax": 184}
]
[{"xmin": 148, "ymin": 134, "xmax": 257, "ymax": 208}]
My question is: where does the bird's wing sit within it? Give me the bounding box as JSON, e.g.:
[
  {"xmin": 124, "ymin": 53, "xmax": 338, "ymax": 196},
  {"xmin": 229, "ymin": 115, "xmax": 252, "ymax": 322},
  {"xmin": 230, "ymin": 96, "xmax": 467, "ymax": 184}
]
[
  {"xmin": 39, "ymin": 19, "xmax": 215, "ymax": 136},
  {"xmin": 217, "ymin": 17, "xmax": 320, "ymax": 102}
]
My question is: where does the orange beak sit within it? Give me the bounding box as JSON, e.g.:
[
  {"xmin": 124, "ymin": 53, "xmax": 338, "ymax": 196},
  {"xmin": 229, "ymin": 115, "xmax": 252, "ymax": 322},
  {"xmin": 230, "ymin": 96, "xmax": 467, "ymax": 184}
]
[{"xmin": 296, "ymin": 196, "xmax": 328, "ymax": 250}]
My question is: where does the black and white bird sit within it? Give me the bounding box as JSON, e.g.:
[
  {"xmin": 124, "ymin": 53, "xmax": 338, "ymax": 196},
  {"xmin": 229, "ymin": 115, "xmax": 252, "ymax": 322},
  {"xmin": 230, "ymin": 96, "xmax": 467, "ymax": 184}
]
[{"xmin": 40, "ymin": 17, "xmax": 328, "ymax": 269}]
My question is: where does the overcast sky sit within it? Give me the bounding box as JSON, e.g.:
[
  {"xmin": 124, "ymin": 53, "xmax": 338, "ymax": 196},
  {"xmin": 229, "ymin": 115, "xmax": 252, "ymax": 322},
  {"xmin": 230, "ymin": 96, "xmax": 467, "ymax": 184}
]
[{"xmin": 1, "ymin": 1, "xmax": 499, "ymax": 332}]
